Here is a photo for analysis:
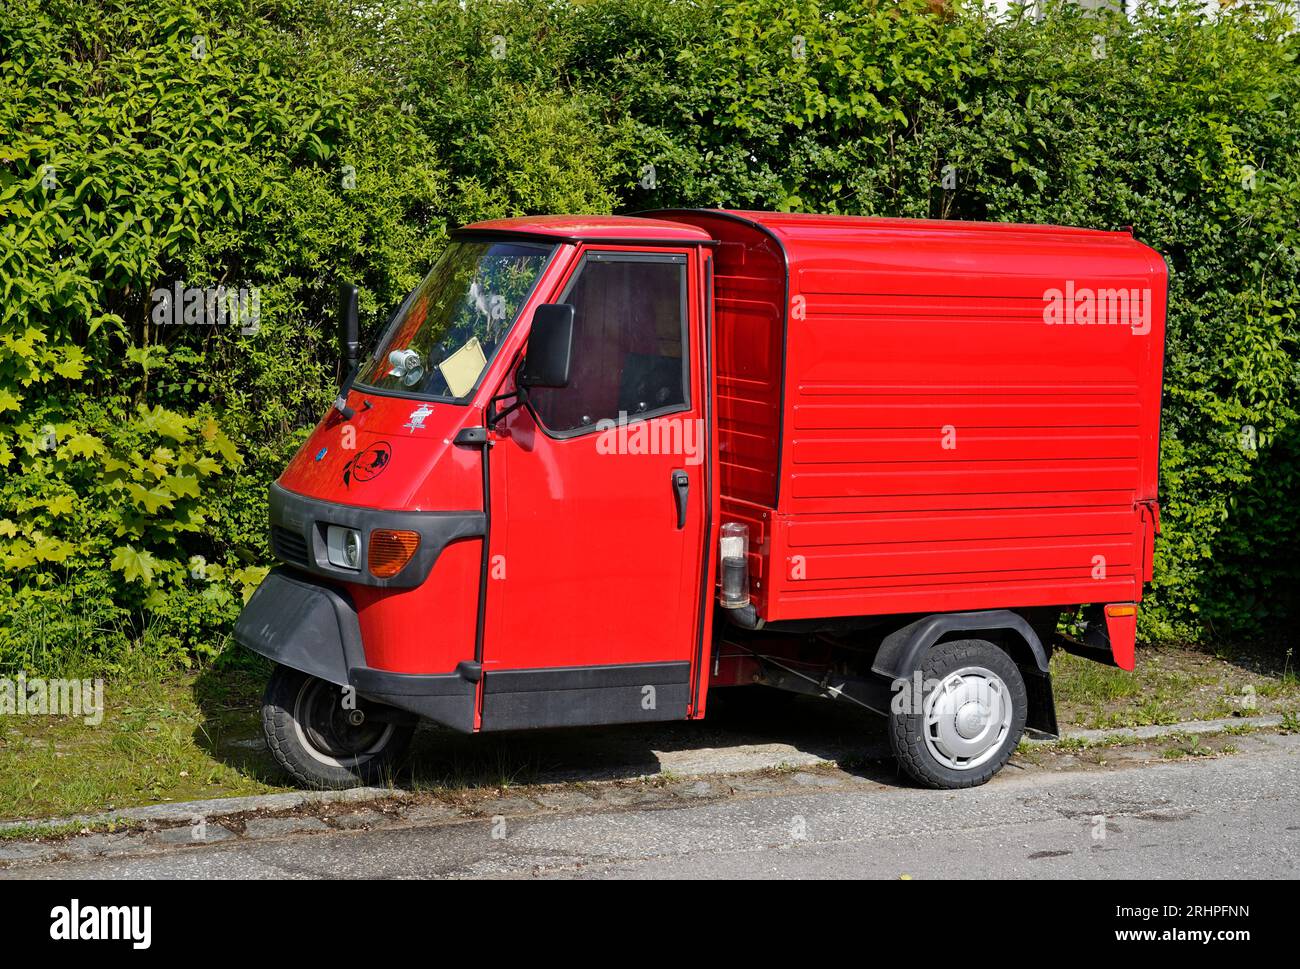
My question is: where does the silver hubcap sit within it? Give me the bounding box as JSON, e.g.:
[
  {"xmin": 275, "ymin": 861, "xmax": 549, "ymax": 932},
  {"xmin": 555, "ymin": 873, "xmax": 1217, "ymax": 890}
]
[{"xmin": 923, "ymin": 666, "xmax": 1013, "ymax": 771}]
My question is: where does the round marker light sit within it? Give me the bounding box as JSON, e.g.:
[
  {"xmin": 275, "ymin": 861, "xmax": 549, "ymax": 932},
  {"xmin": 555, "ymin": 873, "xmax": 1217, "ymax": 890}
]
[{"xmin": 369, "ymin": 529, "xmax": 420, "ymax": 578}]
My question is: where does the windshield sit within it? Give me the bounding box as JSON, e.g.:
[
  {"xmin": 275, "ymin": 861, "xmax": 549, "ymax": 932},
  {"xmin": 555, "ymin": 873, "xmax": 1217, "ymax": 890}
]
[{"xmin": 357, "ymin": 239, "xmax": 554, "ymax": 399}]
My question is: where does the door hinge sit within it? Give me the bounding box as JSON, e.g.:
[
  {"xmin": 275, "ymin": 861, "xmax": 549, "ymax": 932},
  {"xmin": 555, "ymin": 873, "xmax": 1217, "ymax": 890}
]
[{"xmin": 1137, "ymin": 498, "xmax": 1161, "ymax": 535}]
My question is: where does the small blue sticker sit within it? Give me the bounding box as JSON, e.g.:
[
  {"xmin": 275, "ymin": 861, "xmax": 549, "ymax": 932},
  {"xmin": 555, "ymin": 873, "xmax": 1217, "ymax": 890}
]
[{"xmin": 315, "ymin": 447, "xmax": 328, "ymax": 462}]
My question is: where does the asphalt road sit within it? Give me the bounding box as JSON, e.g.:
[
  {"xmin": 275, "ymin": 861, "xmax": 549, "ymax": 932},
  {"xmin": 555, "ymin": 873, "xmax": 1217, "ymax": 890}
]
[{"xmin": 7, "ymin": 732, "xmax": 1298, "ymax": 879}]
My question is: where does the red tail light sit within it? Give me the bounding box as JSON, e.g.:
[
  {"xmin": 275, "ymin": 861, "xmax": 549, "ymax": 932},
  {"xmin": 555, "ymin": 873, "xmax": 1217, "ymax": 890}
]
[{"xmin": 368, "ymin": 529, "xmax": 420, "ymax": 578}]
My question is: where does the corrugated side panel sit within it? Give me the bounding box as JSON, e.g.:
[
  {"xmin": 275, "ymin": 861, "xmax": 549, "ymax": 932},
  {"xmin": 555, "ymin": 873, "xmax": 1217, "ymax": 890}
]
[{"xmin": 765, "ymin": 237, "xmax": 1165, "ymax": 621}]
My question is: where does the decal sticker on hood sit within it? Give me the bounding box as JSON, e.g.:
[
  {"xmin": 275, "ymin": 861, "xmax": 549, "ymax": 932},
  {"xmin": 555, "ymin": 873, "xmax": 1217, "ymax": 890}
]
[
  {"xmin": 404, "ymin": 403, "xmax": 434, "ymax": 432},
  {"xmin": 342, "ymin": 441, "xmax": 391, "ymax": 488}
]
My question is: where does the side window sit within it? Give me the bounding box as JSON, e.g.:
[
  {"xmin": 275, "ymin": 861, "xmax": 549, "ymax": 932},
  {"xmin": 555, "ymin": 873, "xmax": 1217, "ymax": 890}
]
[{"xmin": 529, "ymin": 253, "xmax": 689, "ymax": 435}]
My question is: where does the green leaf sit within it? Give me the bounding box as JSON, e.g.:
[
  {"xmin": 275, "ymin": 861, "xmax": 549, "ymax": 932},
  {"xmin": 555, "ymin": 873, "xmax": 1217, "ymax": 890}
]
[
  {"xmin": 135, "ymin": 405, "xmax": 191, "ymax": 442},
  {"xmin": 62, "ymin": 432, "xmax": 104, "ymax": 458},
  {"xmin": 44, "ymin": 494, "xmax": 75, "ymax": 516},
  {"xmin": 163, "ymin": 474, "xmax": 201, "ymax": 499},
  {"xmin": 125, "ymin": 482, "xmax": 175, "ymax": 514},
  {"xmin": 111, "ymin": 545, "xmax": 158, "ymax": 585}
]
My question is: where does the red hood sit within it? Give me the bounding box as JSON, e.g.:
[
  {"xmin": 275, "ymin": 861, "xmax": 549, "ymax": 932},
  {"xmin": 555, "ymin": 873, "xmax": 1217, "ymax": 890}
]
[{"xmin": 277, "ymin": 387, "xmax": 483, "ymax": 511}]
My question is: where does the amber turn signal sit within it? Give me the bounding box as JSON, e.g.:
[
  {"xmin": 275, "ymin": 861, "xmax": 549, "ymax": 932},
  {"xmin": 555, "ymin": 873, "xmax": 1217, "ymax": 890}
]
[
  {"xmin": 368, "ymin": 529, "xmax": 420, "ymax": 578},
  {"xmin": 1104, "ymin": 604, "xmax": 1137, "ymax": 618}
]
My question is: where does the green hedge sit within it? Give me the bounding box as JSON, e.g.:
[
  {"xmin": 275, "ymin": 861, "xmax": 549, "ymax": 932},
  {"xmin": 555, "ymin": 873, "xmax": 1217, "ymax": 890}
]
[{"xmin": 1, "ymin": 0, "xmax": 1297, "ymax": 673}]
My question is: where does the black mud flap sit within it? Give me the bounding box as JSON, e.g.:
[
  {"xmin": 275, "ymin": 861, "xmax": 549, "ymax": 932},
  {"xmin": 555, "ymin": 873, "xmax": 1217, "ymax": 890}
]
[
  {"xmin": 234, "ymin": 568, "xmax": 477, "ymax": 733},
  {"xmin": 234, "ymin": 569, "xmax": 362, "ymax": 686},
  {"xmin": 1024, "ymin": 669, "xmax": 1060, "ymax": 739}
]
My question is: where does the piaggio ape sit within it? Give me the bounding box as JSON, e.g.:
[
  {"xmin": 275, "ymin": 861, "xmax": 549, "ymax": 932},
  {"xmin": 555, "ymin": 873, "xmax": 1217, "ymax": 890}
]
[{"xmin": 235, "ymin": 210, "xmax": 1167, "ymax": 790}]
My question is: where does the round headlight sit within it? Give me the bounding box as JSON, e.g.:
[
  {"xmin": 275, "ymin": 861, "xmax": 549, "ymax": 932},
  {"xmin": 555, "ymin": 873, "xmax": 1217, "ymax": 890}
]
[{"xmin": 326, "ymin": 525, "xmax": 364, "ymax": 571}]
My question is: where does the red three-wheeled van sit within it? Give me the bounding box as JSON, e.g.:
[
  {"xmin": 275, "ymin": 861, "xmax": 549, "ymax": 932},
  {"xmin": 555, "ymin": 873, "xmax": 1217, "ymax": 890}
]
[{"xmin": 235, "ymin": 210, "xmax": 1167, "ymax": 790}]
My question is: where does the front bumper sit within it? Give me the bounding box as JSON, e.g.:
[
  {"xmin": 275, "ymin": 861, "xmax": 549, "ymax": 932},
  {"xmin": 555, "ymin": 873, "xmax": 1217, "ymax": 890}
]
[
  {"xmin": 234, "ymin": 568, "xmax": 478, "ymax": 732},
  {"xmin": 267, "ymin": 481, "xmax": 485, "ymax": 589}
]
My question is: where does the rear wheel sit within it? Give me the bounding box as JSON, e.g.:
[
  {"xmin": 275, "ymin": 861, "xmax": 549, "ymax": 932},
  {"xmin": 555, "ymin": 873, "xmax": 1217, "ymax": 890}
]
[
  {"xmin": 261, "ymin": 665, "xmax": 416, "ymax": 789},
  {"xmin": 887, "ymin": 639, "xmax": 1027, "ymax": 789}
]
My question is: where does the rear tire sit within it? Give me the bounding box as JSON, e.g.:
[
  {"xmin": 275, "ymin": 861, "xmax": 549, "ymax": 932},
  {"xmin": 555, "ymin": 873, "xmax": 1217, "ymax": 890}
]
[
  {"xmin": 887, "ymin": 639, "xmax": 1027, "ymax": 789},
  {"xmin": 261, "ymin": 665, "xmax": 415, "ymax": 789}
]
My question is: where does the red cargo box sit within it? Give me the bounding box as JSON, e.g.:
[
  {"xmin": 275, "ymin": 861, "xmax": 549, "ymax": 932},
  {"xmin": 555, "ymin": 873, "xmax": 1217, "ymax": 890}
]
[{"xmin": 656, "ymin": 210, "xmax": 1166, "ymax": 624}]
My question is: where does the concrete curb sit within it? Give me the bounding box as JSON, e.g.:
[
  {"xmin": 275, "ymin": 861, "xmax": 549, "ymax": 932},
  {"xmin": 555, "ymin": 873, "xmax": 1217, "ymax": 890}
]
[
  {"xmin": 1031, "ymin": 712, "xmax": 1285, "ymax": 746},
  {"xmin": 0, "ymin": 786, "xmax": 399, "ymax": 834},
  {"xmin": 1, "ymin": 713, "xmax": 1287, "ymax": 836}
]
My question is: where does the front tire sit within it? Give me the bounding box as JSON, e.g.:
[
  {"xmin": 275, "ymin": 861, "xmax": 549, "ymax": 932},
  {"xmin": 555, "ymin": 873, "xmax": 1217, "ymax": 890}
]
[
  {"xmin": 261, "ymin": 665, "xmax": 416, "ymax": 789},
  {"xmin": 888, "ymin": 639, "xmax": 1027, "ymax": 789}
]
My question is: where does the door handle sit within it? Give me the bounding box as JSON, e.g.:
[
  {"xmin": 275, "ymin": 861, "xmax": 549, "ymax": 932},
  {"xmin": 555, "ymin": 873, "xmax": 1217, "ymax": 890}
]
[{"xmin": 671, "ymin": 469, "xmax": 690, "ymax": 529}]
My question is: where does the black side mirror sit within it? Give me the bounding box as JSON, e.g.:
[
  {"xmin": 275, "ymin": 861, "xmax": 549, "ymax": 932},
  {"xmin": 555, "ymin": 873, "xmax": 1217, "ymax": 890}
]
[
  {"xmin": 518, "ymin": 304, "xmax": 574, "ymax": 390},
  {"xmin": 339, "ymin": 283, "xmax": 360, "ymax": 377}
]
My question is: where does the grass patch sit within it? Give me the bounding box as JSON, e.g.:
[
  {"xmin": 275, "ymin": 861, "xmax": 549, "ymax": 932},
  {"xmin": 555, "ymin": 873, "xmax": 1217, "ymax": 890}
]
[
  {"xmin": 1160, "ymin": 733, "xmax": 1218, "ymax": 760},
  {"xmin": 0, "ymin": 663, "xmax": 282, "ymax": 822},
  {"xmin": 1052, "ymin": 643, "xmax": 1300, "ymax": 731},
  {"xmin": 1024, "ymin": 732, "xmax": 1149, "ymax": 755},
  {"xmin": 0, "ymin": 817, "xmax": 137, "ymax": 842}
]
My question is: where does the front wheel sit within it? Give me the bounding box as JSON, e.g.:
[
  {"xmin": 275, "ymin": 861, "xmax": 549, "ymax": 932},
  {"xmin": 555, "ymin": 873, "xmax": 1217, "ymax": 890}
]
[
  {"xmin": 261, "ymin": 665, "xmax": 416, "ymax": 789},
  {"xmin": 887, "ymin": 639, "xmax": 1027, "ymax": 789}
]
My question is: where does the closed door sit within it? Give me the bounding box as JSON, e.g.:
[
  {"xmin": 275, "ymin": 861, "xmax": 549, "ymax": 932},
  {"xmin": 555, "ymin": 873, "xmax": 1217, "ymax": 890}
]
[{"xmin": 483, "ymin": 249, "xmax": 706, "ymax": 728}]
